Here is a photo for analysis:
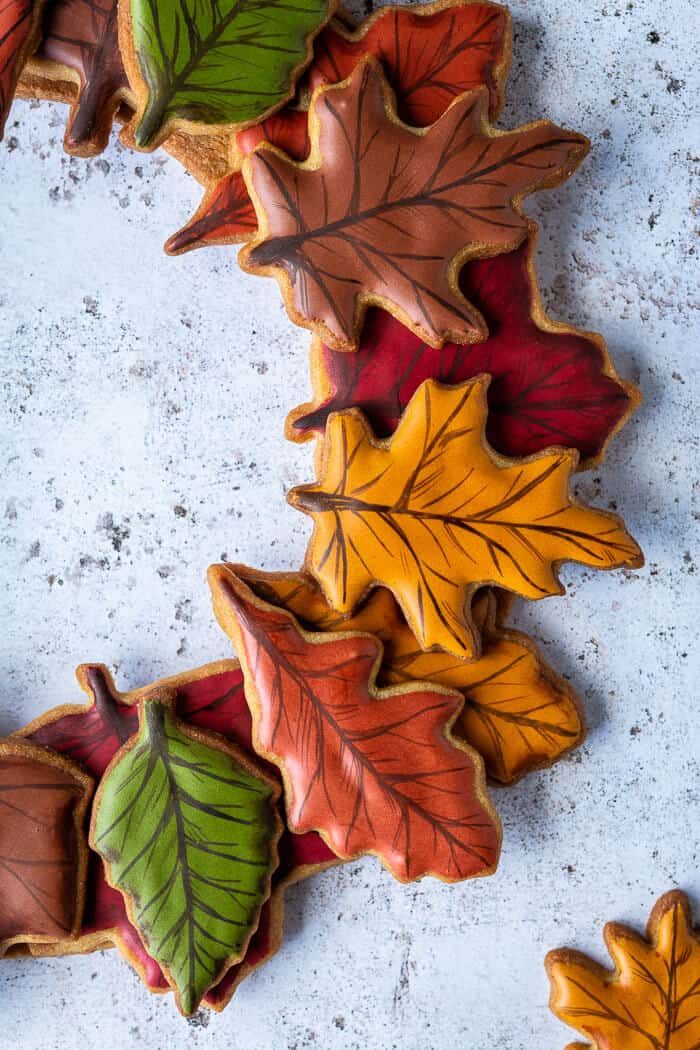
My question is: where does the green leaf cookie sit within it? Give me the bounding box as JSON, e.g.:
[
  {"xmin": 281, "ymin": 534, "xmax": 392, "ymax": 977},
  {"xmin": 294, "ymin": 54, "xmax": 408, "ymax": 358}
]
[
  {"xmin": 90, "ymin": 690, "xmax": 281, "ymax": 1015},
  {"xmin": 126, "ymin": 0, "xmax": 334, "ymax": 147}
]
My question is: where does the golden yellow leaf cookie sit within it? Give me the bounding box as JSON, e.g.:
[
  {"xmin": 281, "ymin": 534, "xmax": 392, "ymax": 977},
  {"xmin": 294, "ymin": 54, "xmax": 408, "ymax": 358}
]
[
  {"xmin": 234, "ymin": 567, "xmax": 583, "ymax": 784},
  {"xmin": 547, "ymin": 890, "xmax": 700, "ymax": 1050},
  {"xmin": 288, "ymin": 377, "xmax": 643, "ymax": 659}
]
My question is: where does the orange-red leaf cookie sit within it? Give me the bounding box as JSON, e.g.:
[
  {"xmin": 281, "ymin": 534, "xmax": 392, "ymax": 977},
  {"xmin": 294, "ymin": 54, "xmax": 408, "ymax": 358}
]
[
  {"xmin": 233, "ymin": 566, "xmax": 583, "ymax": 784},
  {"xmin": 289, "ymin": 376, "xmax": 643, "ymax": 659},
  {"xmin": 209, "ymin": 564, "xmax": 502, "ymax": 883},
  {"xmin": 547, "ymin": 891, "xmax": 700, "ymax": 1049},
  {"xmin": 240, "ymin": 58, "xmax": 588, "ymax": 351},
  {"xmin": 0, "ymin": 738, "xmax": 92, "ymax": 956}
]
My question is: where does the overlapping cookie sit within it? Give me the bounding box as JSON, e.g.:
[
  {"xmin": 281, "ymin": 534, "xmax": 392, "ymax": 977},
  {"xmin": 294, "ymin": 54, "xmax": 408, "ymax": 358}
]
[
  {"xmin": 209, "ymin": 564, "xmax": 502, "ymax": 882},
  {"xmin": 18, "ymin": 662, "xmax": 337, "ymax": 1013},
  {"xmin": 0, "ymin": 0, "xmax": 43, "ymax": 137},
  {"xmin": 240, "ymin": 57, "xmax": 588, "ymax": 351},
  {"xmin": 287, "ymin": 230, "xmax": 641, "ymax": 469},
  {"xmin": 547, "ymin": 891, "xmax": 700, "ymax": 1049},
  {"xmin": 166, "ymin": 0, "xmax": 512, "ymax": 253},
  {"xmin": 288, "ymin": 376, "xmax": 642, "ymax": 659},
  {"xmin": 212, "ymin": 564, "xmax": 584, "ymax": 785},
  {"xmin": 0, "ymin": 738, "xmax": 92, "ymax": 956}
]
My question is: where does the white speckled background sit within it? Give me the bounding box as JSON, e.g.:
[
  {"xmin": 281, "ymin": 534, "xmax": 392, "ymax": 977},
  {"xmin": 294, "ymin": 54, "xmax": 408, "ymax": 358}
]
[{"xmin": 0, "ymin": 0, "xmax": 698, "ymax": 1046}]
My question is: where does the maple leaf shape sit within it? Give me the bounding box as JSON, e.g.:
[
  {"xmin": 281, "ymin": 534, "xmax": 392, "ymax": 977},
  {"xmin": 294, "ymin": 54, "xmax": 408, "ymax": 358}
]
[
  {"xmin": 166, "ymin": 0, "xmax": 511, "ymax": 255},
  {"xmin": 0, "ymin": 738, "xmax": 92, "ymax": 955},
  {"xmin": 288, "ymin": 234, "xmax": 640, "ymax": 468},
  {"xmin": 209, "ymin": 564, "xmax": 502, "ymax": 883},
  {"xmin": 547, "ymin": 891, "xmax": 700, "ymax": 1050},
  {"xmin": 0, "ymin": 0, "xmax": 41, "ymax": 139},
  {"xmin": 289, "ymin": 377, "xmax": 643, "ymax": 659},
  {"xmin": 25, "ymin": 0, "xmax": 129, "ymax": 154},
  {"xmin": 21, "ymin": 662, "xmax": 335, "ymax": 1008},
  {"xmin": 231, "ymin": 566, "xmax": 583, "ymax": 785},
  {"xmin": 305, "ymin": 1, "xmax": 511, "ymax": 124},
  {"xmin": 240, "ymin": 57, "xmax": 588, "ymax": 351}
]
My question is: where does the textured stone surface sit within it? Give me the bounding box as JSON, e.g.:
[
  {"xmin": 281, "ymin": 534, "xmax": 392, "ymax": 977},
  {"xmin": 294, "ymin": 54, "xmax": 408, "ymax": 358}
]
[{"xmin": 0, "ymin": 0, "xmax": 697, "ymax": 1046}]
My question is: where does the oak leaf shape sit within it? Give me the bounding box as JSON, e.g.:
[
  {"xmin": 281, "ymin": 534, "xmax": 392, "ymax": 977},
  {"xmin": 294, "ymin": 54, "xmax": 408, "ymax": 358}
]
[
  {"xmin": 209, "ymin": 564, "xmax": 502, "ymax": 883},
  {"xmin": 240, "ymin": 57, "xmax": 588, "ymax": 351},
  {"xmin": 0, "ymin": 0, "xmax": 41, "ymax": 138},
  {"xmin": 233, "ymin": 566, "xmax": 583, "ymax": 785},
  {"xmin": 547, "ymin": 890, "xmax": 700, "ymax": 1050},
  {"xmin": 305, "ymin": 1, "xmax": 511, "ymax": 124},
  {"xmin": 24, "ymin": 663, "xmax": 335, "ymax": 1009},
  {"xmin": 289, "ymin": 234, "xmax": 640, "ymax": 468},
  {"xmin": 90, "ymin": 690, "xmax": 282, "ymax": 1015},
  {"xmin": 289, "ymin": 376, "xmax": 643, "ymax": 659},
  {"xmin": 0, "ymin": 738, "xmax": 92, "ymax": 955},
  {"xmin": 123, "ymin": 0, "xmax": 335, "ymax": 148},
  {"xmin": 166, "ymin": 0, "xmax": 511, "ymax": 254},
  {"xmin": 26, "ymin": 0, "xmax": 130, "ymax": 155}
]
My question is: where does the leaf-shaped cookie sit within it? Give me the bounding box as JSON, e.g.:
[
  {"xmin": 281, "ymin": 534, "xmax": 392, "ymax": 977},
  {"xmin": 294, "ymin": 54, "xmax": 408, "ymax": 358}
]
[
  {"xmin": 241, "ymin": 57, "xmax": 588, "ymax": 351},
  {"xmin": 289, "ymin": 377, "xmax": 643, "ymax": 659},
  {"xmin": 289, "ymin": 234, "xmax": 640, "ymax": 468},
  {"xmin": 209, "ymin": 565, "xmax": 502, "ymax": 883},
  {"xmin": 91, "ymin": 689, "xmax": 282, "ymax": 1015},
  {"xmin": 121, "ymin": 0, "xmax": 335, "ymax": 148},
  {"xmin": 24, "ymin": 663, "xmax": 335, "ymax": 1009},
  {"xmin": 0, "ymin": 0, "xmax": 42, "ymax": 138},
  {"xmin": 25, "ymin": 0, "xmax": 129, "ymax": 154},
  {"xmin": 166, "ymin": 0, "xmax": 511, "ymax": 254},
  {"xmin": 547, "ymin": 890, "xmax": 700, "ymax": 1049},
  {"xmin": 306, "ymin": 0, "xmax": 511, "ymax": 123},
  {"xmin": 230, "ymin": 566, "xmax": 583, "ymax": 784},
  {"xmin": 0, "ymin": 738, "xmax": 92, "ymax": 955}
]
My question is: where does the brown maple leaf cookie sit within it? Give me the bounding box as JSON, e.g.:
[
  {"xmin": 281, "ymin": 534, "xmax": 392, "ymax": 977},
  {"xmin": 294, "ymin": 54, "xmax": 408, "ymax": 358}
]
[
  {"xmin": 0, "ymin": 738, "xmax": 92, "ymax": 956},
  {"xmin": 547, "ymin": 891, "xmax": 700, "ymax": 1050},
  {"xmin": 240, "ymin": 57, "xmax": 588, "ymax": 351}
]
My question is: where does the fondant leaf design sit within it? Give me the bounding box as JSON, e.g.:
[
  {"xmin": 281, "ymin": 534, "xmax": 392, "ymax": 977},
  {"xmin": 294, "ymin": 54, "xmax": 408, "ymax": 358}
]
[
  {"xmin": 0, "ymin": 739, "xmax": 92, "ymax": 954},
  {"xmin": 0, "ymin": 0, "xmax": 38, "ymax": 138},
  {"xmin": 235, "ymin": 567, "xmax": 583, "ymax": 785},
  {"xmin": 209, "ymin": 565, "xmax": 502, "ymax": 883},
  {"xmin": 289, "ymin": 236, "xmax": 639, "ymax": 467},
  {"xmin": 241, "ymin": 58, "xmax": 588, "ymax": 351},
  {"xmin": 547, "ymin": 890, "xmax": 700, "ymax": 1050},
  {"xmin": 306, "ymin": 1, "xmax": 510, "ymax": 123},
  {"xmin": 289, "ymin": 377, "xmax": 643, "ymax": 659},
  {"xmin": 91, "ymin": 692, "xmax": 282, "ymax": 1015},
  {"xmin": 30, "ymin": 0, "xmax": 129, "ymax": 154},
  {"xmin": 126, "ymin": 0, "xmax": 333, "ymax": 148}
]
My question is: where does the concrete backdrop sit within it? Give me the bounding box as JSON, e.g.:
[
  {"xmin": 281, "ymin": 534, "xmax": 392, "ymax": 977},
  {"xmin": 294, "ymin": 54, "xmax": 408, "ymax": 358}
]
[{"xmin": 0, "ymin": 0, "xmax": 698, "ymax": 1046}]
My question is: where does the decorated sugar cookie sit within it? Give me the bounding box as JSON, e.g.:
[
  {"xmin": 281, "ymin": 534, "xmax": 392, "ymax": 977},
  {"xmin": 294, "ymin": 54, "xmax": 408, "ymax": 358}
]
[
  {"xmin": 90, "ymin": 688, "xmax": 282, "ymax": 1015},
  {"xmin": 288, "ymin": 376, "xmax": 642, "ymax": 659},
  {"xmin": 120, "ymin": 0, "xmax": 337, "ymax": 149},
  {"xmin": 240, "ymin": 58, "xmax": 588, "ymax": 351},
  {"xmin": 0, "ymin": 738, "xmax": 92, "ymax": 956},
  {"xmin": 287, "ymin": 232, "xmax": 640, "ymax": 468},
  {"xmin": 229, "ymin": 566, "xmax": 584, "ymax": 785},
  {"xmin": 547, "ymin": 891, "xmax": 700, "ymax": 1049},
  {"xmin": 0, "ymin": 0, "xmax": 43, "ymax": 137},
  {"xmin": 209, "ymin": 564, "xmax": 502, "ymax": 883}
]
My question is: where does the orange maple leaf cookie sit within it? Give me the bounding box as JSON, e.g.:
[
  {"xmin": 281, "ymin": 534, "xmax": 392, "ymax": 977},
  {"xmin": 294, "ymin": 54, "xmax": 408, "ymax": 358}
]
[
  {"xmin": 289, "ymin": 376, "xmax": 643, "ymax": 659},
  {"xmin": 547, "ymin": 891, "xmax": 700, "ymax": 1050}
]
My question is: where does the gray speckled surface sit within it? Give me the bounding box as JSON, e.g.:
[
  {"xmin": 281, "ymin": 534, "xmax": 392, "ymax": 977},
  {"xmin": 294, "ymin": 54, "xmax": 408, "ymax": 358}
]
[{"xmin": 0, "ymin": 1, "xmax": 698, "ymax": 1046}]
